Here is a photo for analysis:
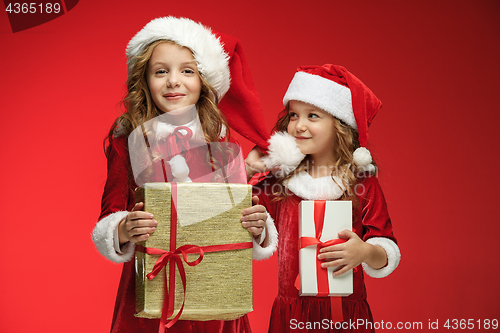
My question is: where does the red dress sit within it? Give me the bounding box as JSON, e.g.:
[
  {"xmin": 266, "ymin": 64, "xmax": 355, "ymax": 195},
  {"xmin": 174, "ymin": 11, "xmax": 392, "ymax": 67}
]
[
  {"xmin": 253, "ymin": 174, "xmax": 398, "ymax": 333},
  {"xmin": 97, "ymin": 137, "xmax": 252, "ymax": 333}
]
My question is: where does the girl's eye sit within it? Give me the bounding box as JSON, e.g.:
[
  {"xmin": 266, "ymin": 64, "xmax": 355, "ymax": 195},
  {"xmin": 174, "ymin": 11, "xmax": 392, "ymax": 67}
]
[
  {"xmin": 289, "ymin": 112, "xmax": 298, "ymax": 118},
  {"xmin": 155, "ymin": 69, "xmax": 167, "ymax": 75},
  {"xmin": 183, "ymin": 68, "xmax": 196, "ymax": 74},
  {"xmin": 308, "ymin": 113, "xmax": 319, "ymax": 119}
]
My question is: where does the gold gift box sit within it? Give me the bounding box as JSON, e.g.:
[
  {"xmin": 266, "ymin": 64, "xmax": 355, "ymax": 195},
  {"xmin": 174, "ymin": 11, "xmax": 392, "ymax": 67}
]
[{"xmin": 134, "ymin": 182, "xmax": 253, "ymax": 321}]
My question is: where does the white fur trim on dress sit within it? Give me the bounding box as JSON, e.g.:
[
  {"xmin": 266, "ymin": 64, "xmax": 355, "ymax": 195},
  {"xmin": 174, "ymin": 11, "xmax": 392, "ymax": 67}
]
[
  {"xmin": 362, "ymin": 237, "xmax": 401, "ymax": 278},
  {"xmin": 261, "ymin": 132, "xmax": 305, "ymax": 177},
  {"xmin": 92, "ymin": 211, "xmax": 136, "ymax": 263},
  {"xmin": 252, "ymin": 213, "xmax": 278, "ymax": 260},
  {"xmin": 287, "ymin": 171, "xmax": 346, "ymax": 200},
  {"xmin": 283, "ymin": 71, "xmax": 356, "ymax": 129},
  {"xmin": 169, "ymin": 155, "xmax": 192, "ymax": 182},
  {"xmin": 126, "ymin": 17, "xmax": 230, "ymax": 100}
]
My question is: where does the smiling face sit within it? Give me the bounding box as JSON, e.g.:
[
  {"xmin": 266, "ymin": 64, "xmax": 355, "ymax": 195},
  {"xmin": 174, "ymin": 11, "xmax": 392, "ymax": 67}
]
[
  {"xmin": 287, "ymin": 100, "xmax": 338, "ymax": 163},
  {"xmin": 146, "ymin": 42, "xmax": 202, "ymax": 113}
]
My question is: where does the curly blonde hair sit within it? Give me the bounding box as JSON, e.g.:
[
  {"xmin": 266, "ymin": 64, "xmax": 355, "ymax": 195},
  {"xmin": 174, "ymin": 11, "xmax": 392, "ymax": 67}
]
[
  {"xmin": 105, "ymin": 40, "xmax": 230, "ymax": 156},
  {"xmin": 272, "ymin": 104, "xmax": 366, "ymax": 203}
]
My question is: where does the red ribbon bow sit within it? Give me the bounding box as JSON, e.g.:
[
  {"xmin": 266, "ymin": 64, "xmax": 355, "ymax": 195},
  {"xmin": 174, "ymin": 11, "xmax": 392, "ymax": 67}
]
[
  {"xmin": 158, "ymin": 126, "xmax": 193, "ymax": 182},
  {"xmin": 136, "ymin": 243, "xmax": 205, "ymax": 330},
  {"xmin": 165, "ymin": 126, "xmax": 193, "ymax": 158}
]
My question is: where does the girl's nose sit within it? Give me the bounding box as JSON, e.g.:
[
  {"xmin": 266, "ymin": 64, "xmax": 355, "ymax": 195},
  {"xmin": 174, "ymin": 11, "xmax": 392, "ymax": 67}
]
[
  {"xmin": 166, "ymin": 72, "xmax": 180, "ymax": 88},
  {"xmin": 296, "ymin": 118, "xmax": 307, "ymax": 132}
]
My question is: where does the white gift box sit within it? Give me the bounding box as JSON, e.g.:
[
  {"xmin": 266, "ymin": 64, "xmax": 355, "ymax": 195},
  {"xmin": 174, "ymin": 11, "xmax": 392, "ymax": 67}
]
[{"xmin": 298, "ymin": 200, "xmax": 353, "ymax": 296}]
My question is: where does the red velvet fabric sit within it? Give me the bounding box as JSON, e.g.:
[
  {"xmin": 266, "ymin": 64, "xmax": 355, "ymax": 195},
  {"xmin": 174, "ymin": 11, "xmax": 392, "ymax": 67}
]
[
  {"xmin": 254, "ymin": 174, "xmax": 397, "ymax": 333},
  {"xmin": 99, "ymin": 137, "xmax": 252, "ymax": 333}
]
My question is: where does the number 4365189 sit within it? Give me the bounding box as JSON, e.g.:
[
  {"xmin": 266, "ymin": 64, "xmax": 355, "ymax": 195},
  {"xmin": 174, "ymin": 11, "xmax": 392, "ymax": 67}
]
[
  {"xmin": 5, "ymin": 3, "xmax": 62, "ymax": 14},
  {"xmin": 444, "ymin": 319, "xmax": 498, "ymax": 330}
]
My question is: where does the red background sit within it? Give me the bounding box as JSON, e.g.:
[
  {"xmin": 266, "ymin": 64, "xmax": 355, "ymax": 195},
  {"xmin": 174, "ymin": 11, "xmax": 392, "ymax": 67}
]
[{"xmin": 1, "ymin": 1, "xmax": 499, "ymax": 332}]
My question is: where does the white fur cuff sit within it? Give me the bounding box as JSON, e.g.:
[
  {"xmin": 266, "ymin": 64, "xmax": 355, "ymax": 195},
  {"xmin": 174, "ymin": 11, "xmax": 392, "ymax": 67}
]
[
  {"xmin": 362, "ymin": 237, "xmax": 401, "ymax": 278},
  {"xmin": 92, "ymin": 211, "xmax": 136, "ymax": 263},
  {"xmin": 261, "ymin": 132, "xmax": 305, "ymax": 177},
  {"xmin": 252, "ymin": 213, "xmax": 278, "ymax": 260}
]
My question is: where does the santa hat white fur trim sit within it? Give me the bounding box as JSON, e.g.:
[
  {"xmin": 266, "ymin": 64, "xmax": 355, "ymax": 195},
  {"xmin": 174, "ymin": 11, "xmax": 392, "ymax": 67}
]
[
  {"xmin": 92, "ymin": 211, "xmax": 136, "ymax": 263},
  {"xmin": 252, "ymin": 213, "xmax": 278, "ymax": 260},
  {"xmin": 261, "ymin": 132, "xmax": 305, "ymax": 177},
  {"xmin": 126, "ymin": 17, "xmax": 230, "ymax": 100},
  {"xmin": 283, "ymin": 72, "xmax": 356, "ymax": 129},
  {"xmin": 362, "ymin": 237, "xmax": 401, "ymax": 278}
]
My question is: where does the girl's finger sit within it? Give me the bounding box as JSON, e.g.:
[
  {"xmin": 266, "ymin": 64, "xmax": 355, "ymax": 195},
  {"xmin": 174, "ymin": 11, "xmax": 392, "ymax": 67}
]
[
  {"xmin": 128, "ymin": 211, "xmax": 154, "ymax": 221},
  {"xmin": 318, "ymin": 251, "xmax": 343, "ymax": 261},
  {"xmin": 246, "ymin": 226, "xmax": 263, "ymax": 236},
  {"xmin": 131, "ymin": 202, "xmax": 145, "ymax": 212},
  {"xmin": 317, "ymin": 252, "xmax": 330, "ymax": 260},
  {"xmin": 129, "ymin": 226, "xmax": 156, "ymax": 236},
  {"xmin": 319, "ymin": 244, "xmax": 344, "ymax": 253},
  {"xmin": 332, "ymin": 265, "xmax": 351, "ymax": 277},
  {"xmin": 241, "ymin": 205, "xmax": 265, "ymax": 217},
  {"xmin": 242, "ymin": 219, "xmax": 265, "ymax": 228},
  {"xmin": 321, "ymin": 259, "xmax": 343, "ymax": 268},
  {"xmin": 241, "ymin": 213, "xmax": 266, "ymax": 223},
  {"xmin": 127, "ymin": 219, "xmax": 158, "ymax": 229},
  {"xmin": 130, "ymin": 233, "xmax": 151, "ymax": 243}
]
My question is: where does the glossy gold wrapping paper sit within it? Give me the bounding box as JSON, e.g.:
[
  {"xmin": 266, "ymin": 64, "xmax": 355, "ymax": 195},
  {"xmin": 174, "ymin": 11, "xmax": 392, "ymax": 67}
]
[{"xmin": 134, "ymin": 182, "xmax": 253, "ymax": 321}]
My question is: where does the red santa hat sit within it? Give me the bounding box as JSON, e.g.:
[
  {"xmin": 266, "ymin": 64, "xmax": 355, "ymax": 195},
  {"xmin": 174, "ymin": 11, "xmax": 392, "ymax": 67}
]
[
  {"xmin": 126, "ymin": 16, "xmax": 269, "ymax": 151},
  {"xmin": 283, "ymin": 64, "xmax": 382, "ymax": 169}
]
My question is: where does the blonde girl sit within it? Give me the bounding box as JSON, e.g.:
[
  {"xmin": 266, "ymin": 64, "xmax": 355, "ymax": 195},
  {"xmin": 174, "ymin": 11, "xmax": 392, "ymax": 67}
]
[
  {"xmin": 92, "ymin": 17, "xmax": 277, "ymax": 333},
  {"xmin": 254, "ymin": 65, "xmax": 401, "ymax": 332}
]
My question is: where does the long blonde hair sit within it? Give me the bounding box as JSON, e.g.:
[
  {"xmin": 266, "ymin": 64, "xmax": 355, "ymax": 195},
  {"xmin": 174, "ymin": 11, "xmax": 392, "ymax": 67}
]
[
  {"xmin": 272, "ymin": 104, "xmax": 365, "ymax": 203},
  {"xmin": 105, "ymin": 40, "xmax": 230, "ymax": 156}
]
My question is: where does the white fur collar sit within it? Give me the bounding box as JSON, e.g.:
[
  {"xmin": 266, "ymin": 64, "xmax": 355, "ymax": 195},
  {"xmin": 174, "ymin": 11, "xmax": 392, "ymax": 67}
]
[
  {"xmin": 286, "ymin": 171, "xmax": 347, "ymax": 200},
  {"xmin": 155, "ymin": 117, "xmax": 203, "ymax": 141},
  {"xmin": 114, "ymin": 115, "xmax": 226, "ymax": 140}
]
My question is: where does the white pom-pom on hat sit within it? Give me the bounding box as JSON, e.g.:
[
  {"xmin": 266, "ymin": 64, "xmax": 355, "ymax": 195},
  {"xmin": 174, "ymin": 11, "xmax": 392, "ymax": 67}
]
[
  {"xmin": 261, "ymin": 132, "xmax": 306, "ymax": 177},
  {"xmin": 353, "ymin": 147, "xmax": 372, "ymax": 166},
  {"xmin": 353, "ymin": 147, "xmax": 377, "ymax": 174}
]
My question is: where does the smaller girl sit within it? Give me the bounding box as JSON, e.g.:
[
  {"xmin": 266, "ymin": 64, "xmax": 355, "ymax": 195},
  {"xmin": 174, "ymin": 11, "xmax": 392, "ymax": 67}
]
[
  {"xmin": 254, "ymin": 64, "xmax": 401, "ymax": 332},
  {"xmin": 92, "ymin": 17, "xmax": 277, "ymax": 333}
]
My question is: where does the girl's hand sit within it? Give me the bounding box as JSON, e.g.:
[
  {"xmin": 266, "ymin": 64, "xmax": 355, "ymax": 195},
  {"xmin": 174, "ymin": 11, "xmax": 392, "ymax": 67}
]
[
  {"xmin": 241, "ymin": 196, "xmax": 267, "ymax": 237},
  {"xmin": 118, "ymin": 202, "xmax": 158, "ymax": 245},
  {"xmin": 317, "ymin": 229, "xmax": 387, "ymax": 277},
  {"xmin": 245, "ymin": 147, "xmax": 267, "ymax": 180}
]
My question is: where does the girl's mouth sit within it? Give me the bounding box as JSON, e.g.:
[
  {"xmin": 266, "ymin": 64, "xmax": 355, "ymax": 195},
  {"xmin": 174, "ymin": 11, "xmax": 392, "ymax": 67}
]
[{"xmin": 164, "ymin": 93, "xmax": 185, "ymax": 100}]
